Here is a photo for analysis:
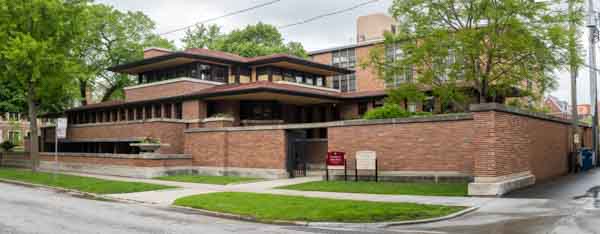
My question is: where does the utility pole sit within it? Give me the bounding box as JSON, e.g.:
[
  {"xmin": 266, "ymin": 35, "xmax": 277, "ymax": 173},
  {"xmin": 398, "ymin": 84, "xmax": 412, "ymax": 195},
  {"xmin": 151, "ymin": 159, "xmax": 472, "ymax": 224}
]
[
  {"xmin": 569, "ymin": 0, "xmax": 580, "ymax": 172},
  {"xmin": 586, "ymin": 0, "xmax": 599, "ymax": 160}
]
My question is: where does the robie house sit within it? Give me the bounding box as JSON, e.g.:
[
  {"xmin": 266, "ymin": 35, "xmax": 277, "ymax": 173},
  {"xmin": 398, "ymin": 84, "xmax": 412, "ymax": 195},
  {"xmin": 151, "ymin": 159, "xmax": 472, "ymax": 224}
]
[{"xmin": 36, "ymin": 14, "xmax": 593, "ymax": 196}]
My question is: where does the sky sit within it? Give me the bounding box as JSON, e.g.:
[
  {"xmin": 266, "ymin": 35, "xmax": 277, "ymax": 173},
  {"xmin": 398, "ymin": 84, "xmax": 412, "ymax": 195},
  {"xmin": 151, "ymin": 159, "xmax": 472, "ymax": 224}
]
[{"xmin": 96, "ymin": 0, "xmax": 598, "ymax": 105}]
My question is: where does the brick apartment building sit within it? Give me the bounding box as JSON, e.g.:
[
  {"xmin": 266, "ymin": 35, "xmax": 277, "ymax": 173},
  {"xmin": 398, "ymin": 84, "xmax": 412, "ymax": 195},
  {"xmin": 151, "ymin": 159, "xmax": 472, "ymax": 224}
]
[
  {"xmin": 33, "ymin": 13, "xmax": 589, "ymax": 196},
  {"xmin": 0, "ymin": 112, "xmax": 31, "ymax": 148}
]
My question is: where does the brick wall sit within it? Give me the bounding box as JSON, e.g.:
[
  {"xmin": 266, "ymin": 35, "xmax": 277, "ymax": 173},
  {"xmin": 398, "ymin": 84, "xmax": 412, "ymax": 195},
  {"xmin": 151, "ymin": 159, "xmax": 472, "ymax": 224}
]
[
  {"xmin": 185, "ymin": 129, "xmax": 287, "ymax": 169},
  {"xmin": 329, "ymin": 105, "xmax": 592, "ymax": 182},
  {"xmin": 68, "ymin": 121, "xmax": 186, "ymax": 154},
  {"xmin": 124, "ymin": 79, "xmax": 216, "ymax": 102},
  {"xmin": 328, "ymin": 117, "xmax": 477, "ymax": 174}
]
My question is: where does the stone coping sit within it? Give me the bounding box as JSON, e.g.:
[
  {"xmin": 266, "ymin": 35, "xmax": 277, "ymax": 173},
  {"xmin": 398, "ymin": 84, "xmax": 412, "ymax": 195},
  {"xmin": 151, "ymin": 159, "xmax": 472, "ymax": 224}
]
[
  {"xmin": 203, "ymin": 117, "xmax": 235, "ymax": 123},
  {"xmin": 185, "ymin": 113, "xmax": 473, "ymax": 133},
  {"xmin": 470, "ymin": 103, "xmax": 591, "ymax": 127},
  {"xmin": 123, "ymin": 77, "xmax": 224, "ymax": 90},
  {"xmin": 69, "ymin": 118, "xmax": 189, "ymax": 128},
  {"xmin": 40, "ymin": 152, "xmax": 191, "ymax": 160},
  {"xmin": 58, "ymin": 137, "xmax": 143, "ymax": 143}
]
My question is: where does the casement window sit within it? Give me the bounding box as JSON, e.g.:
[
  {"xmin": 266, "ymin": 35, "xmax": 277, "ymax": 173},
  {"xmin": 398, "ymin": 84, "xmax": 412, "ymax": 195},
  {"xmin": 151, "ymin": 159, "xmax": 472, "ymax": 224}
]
[
  {"xmin": 145, "ymin": 105, "xmax": 153, "ymax": 119},
  {"xmin": 112, "ymin": 109, "xmax": 118, "ymax": 122},
  {"xmin": 257, "ymin": 67, "xmax": 269, "ymax": 81},
  {"xmin": 174, "ymin": 103, "xmax": 183, "ymax": 119},
  {"xmin": 240, "ymin": 101, "xmax": 282, "ymax": 120},
  {"xmin": 164, "ymin": 103, "xmax": 172, "ymax": 119},
  {"xmin": 120, "ymin": 109, "xmax": 127, "ymax": 121},
  {"xmin": 128, "ymin": 108, "xmax": 135, "ymax": 121},
  {"xmin": 358, "ymin": 102, "xmax": 369, "ymax": 116},
  {"xmin": 139, "ymin": 63, "xmax": 229, "ymax": 85},
  {"xmin": 136, "ymin": 106, "xmax": 143, "ymax": 120},
  {"xmin": 154, "ymin": 104, "xmax": 162, "ymax": 118}
]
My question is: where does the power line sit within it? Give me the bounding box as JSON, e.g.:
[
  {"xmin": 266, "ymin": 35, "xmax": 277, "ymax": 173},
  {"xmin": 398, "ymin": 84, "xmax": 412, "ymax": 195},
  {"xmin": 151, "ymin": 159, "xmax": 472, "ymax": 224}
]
[
  {"xmin": 158, "ymin": 0, "xmax": 283, "ymax": 36},
  {"xmin": 278, "ymin": 0, "xmax": 380, "ymax": 30}
]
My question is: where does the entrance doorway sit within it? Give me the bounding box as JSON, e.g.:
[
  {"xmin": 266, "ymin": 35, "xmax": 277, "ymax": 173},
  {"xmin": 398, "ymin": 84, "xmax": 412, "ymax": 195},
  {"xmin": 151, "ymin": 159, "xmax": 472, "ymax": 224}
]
[{"xmin": 285, "ymin": 129, "xmax": 328, "ymax": 178}]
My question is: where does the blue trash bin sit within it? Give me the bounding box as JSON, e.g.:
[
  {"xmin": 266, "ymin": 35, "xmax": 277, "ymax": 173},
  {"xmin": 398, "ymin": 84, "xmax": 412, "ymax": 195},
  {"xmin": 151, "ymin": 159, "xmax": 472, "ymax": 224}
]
[{"xmin": 580, "ymin": 148, "xmax": 594, "ymax": 171}]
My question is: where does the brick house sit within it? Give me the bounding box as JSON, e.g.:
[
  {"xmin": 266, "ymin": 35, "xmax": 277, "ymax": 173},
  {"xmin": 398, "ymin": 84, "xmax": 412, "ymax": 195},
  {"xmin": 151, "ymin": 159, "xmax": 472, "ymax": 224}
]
[{"xmin": 33, "ymin": 13, "xmax": 587, "ymax": 196}]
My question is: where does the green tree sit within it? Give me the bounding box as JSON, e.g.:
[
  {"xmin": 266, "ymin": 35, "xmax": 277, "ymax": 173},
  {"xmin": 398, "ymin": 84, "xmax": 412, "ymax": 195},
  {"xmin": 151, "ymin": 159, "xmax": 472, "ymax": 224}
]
[
  {"xmin": 0, "ymin": 0, "xmax": 88, "ymax": 171},
  {"xmin": 75, "ymin": 4, "xmax": 175, "ymax": 104},
  {"xmin": 182, "ymin": 23, "xmax": 307, "ymax": 57},
  {"xmin": 367, "ymin": 0, "xmax": 581, "ymax": 110},
  {"xmin": 182, "ymin": 24, "xmax": 222, "ymax": 49}
]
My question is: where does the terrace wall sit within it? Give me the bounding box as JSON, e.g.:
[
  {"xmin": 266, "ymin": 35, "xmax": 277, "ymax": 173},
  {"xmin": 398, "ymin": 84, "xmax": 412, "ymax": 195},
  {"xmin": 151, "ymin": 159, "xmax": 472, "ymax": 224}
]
[
  {"xmin": 38, "ymin": 152, "xmax": 192, "ymax": 178},
  {"xmin": 184, "ymin": 128, "xmax": 288, "ymax": 178},
  {"xmin": 67, "ymin": 120, "xmax": 186, "ymax": 154}
]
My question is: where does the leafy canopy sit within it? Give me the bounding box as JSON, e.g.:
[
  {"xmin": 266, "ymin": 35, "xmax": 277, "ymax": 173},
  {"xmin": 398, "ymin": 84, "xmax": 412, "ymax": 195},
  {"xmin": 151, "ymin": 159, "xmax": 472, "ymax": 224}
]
[
  {"xmin": 182, "ymin": 23, "xmax": 307, "ymax": 57},
  {"xmin": 367, "ymin": 0, "xmax": 583, "ymax": 108},
  {"xmin": 0, "ymin": 0, "xmax": 88, "ymax": 114},
  {"xmin": 75, "ymin": 4, "xmax": 175, "ymax": 103}
]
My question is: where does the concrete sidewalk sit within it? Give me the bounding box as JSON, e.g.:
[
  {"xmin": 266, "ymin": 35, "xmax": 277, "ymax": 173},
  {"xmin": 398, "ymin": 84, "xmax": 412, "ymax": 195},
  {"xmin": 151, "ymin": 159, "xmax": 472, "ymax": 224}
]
[{"xmin": 58, "ymin": 171, "xmax": 545, "ymax": 212}]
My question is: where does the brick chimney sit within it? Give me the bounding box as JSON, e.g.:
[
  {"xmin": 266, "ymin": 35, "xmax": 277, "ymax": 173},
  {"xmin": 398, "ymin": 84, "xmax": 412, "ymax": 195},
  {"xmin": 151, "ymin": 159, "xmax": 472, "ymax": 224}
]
[{"xmin": 143, "ymin": 47, "xmax": 172, "ymax": 59}]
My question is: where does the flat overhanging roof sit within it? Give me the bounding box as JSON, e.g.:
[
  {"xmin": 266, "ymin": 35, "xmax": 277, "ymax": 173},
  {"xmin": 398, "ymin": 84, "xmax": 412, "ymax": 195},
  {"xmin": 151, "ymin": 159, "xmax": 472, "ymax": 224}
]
[
  {"xmin": 108, "ymin": 49, "xmax": 353, "ymax": 76},
  {"xmin": 65, "ymin": 82, "xmax": 387, "ymax": 112}
]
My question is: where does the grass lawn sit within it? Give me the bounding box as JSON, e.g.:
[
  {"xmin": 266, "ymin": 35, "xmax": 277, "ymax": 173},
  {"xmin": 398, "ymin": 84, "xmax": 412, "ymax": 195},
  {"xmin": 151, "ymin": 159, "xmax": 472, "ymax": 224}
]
[
  {"xmin": 0, "ymin": 168, "xmax": 176, "ymax": 194},
  {"xmin": 174, "ymin": 192, "xmax": 465, "ymax": 223},
  {"xmin": 154, "ymin": 175, "xmax": 261, "ymax": 185},
  {"xmin": 277, "ymin": 181, "xmax": 468, "ymax": 196}
]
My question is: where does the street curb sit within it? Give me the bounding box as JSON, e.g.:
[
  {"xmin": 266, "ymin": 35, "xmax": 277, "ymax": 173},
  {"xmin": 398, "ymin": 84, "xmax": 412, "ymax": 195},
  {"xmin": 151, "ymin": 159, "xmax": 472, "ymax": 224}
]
[
  {"xmin": 169, "ymin": 204, "xmax": 479, "ymax": 227},
  {"xmin": 0, "ymin": 178, "xmax": 118, "ymax": 202},
  {"xmin": 170, "ymin": 205, "xmax": 309, "ymax": 226}
]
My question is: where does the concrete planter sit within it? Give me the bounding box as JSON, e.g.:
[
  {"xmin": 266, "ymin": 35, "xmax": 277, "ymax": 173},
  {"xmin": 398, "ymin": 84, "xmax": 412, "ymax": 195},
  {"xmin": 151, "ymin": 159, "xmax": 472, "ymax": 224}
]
[
  {"xmin": 203, "ymin": 117, "xmax": 235, "ymax": 128},
  {"xmin": 129, "ymin": 143, "xmax": 170, "ymax": 153}
]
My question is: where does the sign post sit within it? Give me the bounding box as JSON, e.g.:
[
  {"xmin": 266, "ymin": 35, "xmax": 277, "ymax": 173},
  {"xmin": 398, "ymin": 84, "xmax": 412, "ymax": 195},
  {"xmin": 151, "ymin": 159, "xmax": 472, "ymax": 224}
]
[
  {"xmin": 355, "ymin": 151, "xmax": 378, "ymax": 182},
  {"xmin": 325, "ymin": 151, "xmax": 346, "ymax": 181},
  {"xmin": 54, "ymin": 118, "xmax": 67, "ymax": 179}
]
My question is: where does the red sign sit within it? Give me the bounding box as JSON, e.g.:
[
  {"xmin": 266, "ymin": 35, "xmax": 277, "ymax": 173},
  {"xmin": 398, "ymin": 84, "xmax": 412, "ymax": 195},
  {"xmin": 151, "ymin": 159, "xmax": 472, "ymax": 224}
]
[{"xmin": 327, "ymin": 151, "xmax": 346, "ymax": 166}]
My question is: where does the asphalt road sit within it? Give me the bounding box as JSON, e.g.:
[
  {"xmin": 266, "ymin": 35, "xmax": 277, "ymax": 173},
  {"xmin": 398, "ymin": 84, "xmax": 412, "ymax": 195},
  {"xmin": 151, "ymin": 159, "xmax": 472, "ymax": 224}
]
[
  {"xmin": 2, "ymin": 169, "xmax": 600, "ymax": 234},
  {"xmin": 0, "ymin": 182, "xmax": 396, "ymax": 234},
  {"xmin": 390, "ymin": 169, "xmax": 600, "ymax": 234}
]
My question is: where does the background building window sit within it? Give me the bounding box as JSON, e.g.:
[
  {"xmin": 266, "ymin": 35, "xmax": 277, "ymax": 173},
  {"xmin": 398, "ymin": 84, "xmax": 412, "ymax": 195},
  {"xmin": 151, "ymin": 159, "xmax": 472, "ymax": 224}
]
[
  {"xmin": 385, "ymin": 43, "xmax": 413, "ymax": 88},
  {"xmin": 8, "ymin": 131, "xmax": 21, "ymax": 145},
  {"xmin": 408, "ymin": 102, "xmax": 417, "ymax": 113},
  {"xmin": 332, "ymin": 48, "xmax": 357, "ymax": 92}
]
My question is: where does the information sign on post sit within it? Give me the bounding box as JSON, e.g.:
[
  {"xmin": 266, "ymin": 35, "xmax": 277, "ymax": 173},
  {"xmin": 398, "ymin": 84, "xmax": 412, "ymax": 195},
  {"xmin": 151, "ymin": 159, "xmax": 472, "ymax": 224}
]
[
  {"xmin": 325, "ymin": 151, "xmax": 347, "ymax": 181},
  {"xmin": 54, "ymin": 118, "xmax": 67, "ymax": 179},
  {"xmin": 355, "ymin": 151, "xmax": 378, "ymax": 181}
]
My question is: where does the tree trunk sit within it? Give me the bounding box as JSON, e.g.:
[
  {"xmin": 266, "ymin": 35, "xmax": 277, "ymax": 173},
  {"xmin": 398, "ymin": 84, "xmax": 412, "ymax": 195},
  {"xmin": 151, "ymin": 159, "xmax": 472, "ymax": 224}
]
[
  {"xmin": 479, "ymin": 79, "xmax": 488, "ymax": 104},
  {"xmin": 79, "ymin": 79, "xmax": 88, "ymax": 106},
  {"xmin": 27, "ymin": 84, "xmax": 39, "ymax": 172}
]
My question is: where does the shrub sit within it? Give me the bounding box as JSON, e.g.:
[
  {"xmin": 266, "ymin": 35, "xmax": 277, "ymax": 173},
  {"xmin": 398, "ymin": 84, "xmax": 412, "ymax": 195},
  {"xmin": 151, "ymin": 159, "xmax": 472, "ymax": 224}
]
[
  {"xmin": 363, "ymin": 103, "xmax": 433, "ymax": 120},
  {"xmin": 0, "ymin": 141, "xmax": 16, "ymax": 152},
  {"xmin": 363, "ymin": 104, "xmax": 410, "ymax": 120}
]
